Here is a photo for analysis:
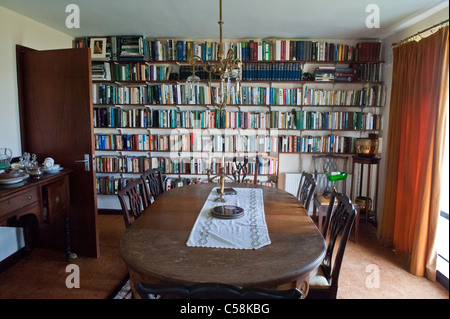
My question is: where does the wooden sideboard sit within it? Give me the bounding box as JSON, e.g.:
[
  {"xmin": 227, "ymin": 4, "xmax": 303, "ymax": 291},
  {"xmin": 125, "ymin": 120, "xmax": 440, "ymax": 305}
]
[{"xmin": 0, "ymin": 169, "xmax": 73, "ymax": 260}]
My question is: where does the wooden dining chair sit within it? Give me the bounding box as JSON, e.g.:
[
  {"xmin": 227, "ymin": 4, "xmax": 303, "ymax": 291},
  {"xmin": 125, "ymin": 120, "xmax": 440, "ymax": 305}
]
[
  {"xmin": 142, "ymin": 168, "xmax": 164, "ymax": 204},
  {"xmin": 307, "ymin": 189, "xmax": 356, "ymax": 299},
  {"xmin": 312, "ymin": 155, "xmax": 349, "ymax": 233},
  {"xmin": 296, "ymin": 171, "xmax": 316, "ymax": 212},
  {"xmin": 117, "ymin": 178, "xmax": 148, "ymax": 228},
  {"xmin": 134, "ymin": 281, "xmax": 302, "ymax": 299},
  {"xmin": 232, "ymin": 155, "xmax": 251, "ymax": 183}
]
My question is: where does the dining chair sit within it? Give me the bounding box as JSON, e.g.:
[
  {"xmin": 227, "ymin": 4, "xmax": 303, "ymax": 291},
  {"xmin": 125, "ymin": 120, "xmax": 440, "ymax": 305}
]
[
  {"xmin": 231, "ymin": 155, "xmax": 277, "ymax": 184},
  {"xmin": 307, "ymin": 189, "xmax": 356, "ymax": 299},
  {"xmin": 117, "ymin": 178, "xmax": 148, "ymax": 228},
  {"xmin": 134, "ymin": 281, "xmax": 302, "ymax": 299},
  {"xmin": 142, "ymin": 168, "xmax": 164, "ymax": 204},
  {"xmin": 312, "ymin": 155, "xmax": 349, "ymax": 233},
  {"xmin": 232, "ymin": 155, "xmax": 251, "ymax": 183},
  {"xmin": 296, "ymin": 171, "xmax": 316, "ymax": 212}
]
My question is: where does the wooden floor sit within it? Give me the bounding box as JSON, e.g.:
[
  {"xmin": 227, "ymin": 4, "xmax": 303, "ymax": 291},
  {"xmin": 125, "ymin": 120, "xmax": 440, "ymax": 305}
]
[
  {"xmin": 0, "ymin": 214, "xmax": 128, "ymax": 299},
  {"xmin": 0, "ymin": 214, "xmax": 447, "ymax": 299}
]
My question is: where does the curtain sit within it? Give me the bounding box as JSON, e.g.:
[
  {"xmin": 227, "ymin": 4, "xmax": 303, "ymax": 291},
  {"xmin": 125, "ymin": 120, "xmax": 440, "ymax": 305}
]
[{"xmin": 380, "ymin": 26, "xmax": 449, "ymax": 280}]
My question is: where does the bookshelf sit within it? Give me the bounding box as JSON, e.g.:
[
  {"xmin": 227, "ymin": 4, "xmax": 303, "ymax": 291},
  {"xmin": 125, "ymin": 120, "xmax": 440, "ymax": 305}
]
[{"xmin": 74, "ymin": 36, "xmax": 385, "ymax": 207}]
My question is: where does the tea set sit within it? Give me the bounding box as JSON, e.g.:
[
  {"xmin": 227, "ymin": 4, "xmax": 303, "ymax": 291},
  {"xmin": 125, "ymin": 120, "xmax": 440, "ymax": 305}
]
[{"xmin": 0, "ymin": 148, "xmax": 62, "ymax": 184}]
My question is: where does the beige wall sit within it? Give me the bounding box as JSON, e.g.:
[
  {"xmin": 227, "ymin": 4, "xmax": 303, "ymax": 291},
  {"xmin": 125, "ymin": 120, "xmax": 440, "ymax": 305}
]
[
  {"xmin": 0, "ymin": 6, "xmax": 73, "ymax": 158},
  {"xmin": 0, "ymin": 6, "xmax": 73, "ymax": 261}
]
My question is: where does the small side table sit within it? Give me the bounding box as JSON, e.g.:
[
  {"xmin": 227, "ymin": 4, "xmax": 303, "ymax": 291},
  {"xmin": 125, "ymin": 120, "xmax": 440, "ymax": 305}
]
[{"xmin": 350, "ymin": 156, "xmax": 381, "ymax": 239}]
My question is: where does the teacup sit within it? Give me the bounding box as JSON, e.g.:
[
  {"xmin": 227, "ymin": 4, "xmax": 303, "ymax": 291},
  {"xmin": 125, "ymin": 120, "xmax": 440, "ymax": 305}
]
[{"xmin": 43, "ymin": 157, "xmax": 55, "ymax": 168}]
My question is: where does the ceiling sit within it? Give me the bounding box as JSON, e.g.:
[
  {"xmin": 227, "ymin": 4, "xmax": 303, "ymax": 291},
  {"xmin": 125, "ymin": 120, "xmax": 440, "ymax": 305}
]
[{"xmin": 1, "ymin": 0, "xmax": 448, "ymax": 40}]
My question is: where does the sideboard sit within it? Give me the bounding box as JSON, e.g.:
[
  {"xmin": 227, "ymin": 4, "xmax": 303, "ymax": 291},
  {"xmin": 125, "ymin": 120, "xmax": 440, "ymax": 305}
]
[{"xmin": 0, "ymin": 169, "xmax": 73, "ymax": 260}]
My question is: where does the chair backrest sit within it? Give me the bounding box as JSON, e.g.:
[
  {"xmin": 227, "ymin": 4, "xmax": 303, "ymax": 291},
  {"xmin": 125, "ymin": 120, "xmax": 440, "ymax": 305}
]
[
  {"xmin": 142, "ymin": 168, "xmax": 164, "ymax": 203},
  {"xmin": 312, "ymin": 155, "xmax": 348, "ymax": 195},
  {"xmin": 232, "ymin": 156, "xmax": 251, "ymax": 183},
  {"xmin": 296, "ymin": 171, "xmax": 316, "ymax": 211},
  {"xmin": 320, "ymin": 189, "xmax": 356, "ymax": 298},
  {"xmin": 117, "ymin": 178, "xmax": 148, "ymax": 228},
  {"xmin": 135, "ymin": 281, "xmax": 302, "ymax": 299}
]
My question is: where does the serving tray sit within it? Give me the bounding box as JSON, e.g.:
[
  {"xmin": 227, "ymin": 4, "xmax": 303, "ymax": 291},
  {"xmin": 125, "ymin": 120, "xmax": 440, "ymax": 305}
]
[{"xmin": 211, "ymin": 205, "xmax": 244, "ymax": 219}]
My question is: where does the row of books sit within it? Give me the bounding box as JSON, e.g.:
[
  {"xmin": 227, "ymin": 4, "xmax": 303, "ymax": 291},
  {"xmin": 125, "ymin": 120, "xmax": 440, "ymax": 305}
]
[
  {"xmin": 93, "ymin": 61, "xmax": 304, "ymax": 82},
  {"xmin": 95, "ymin": 155, "xmax": 278, "ymax": 176},
  {"xmin": 303, "ymin": 85, "xmax": 386, "ymax": 107},
  {"xmin": 95, "ymin": 155, "xmax": 151, "ymax": 174},
  {"xmin": 93, "ymin": 108, "xmax": 382, "ymax": 130},
  {"xmin": 92, "ymin": 62, "xmax": 176, "ymax": 81},
  {"xmin": 95, "ymin": 134, "xmax": 150, "ymax": 151},
  {"xmin": 95, "ymin": 134, "xmax": 280, "ymax": 153},
  {"xmin": 77, "ymin": 36, "xmax": 381, "ymax": 62},
  {"xmin": 181, "ymin": 63, "xmax": 304, "ymax": 81},
  {"xmin": 96, "ymin": 175, "xmax": 198, "ymax": 195},
  {"xmin": 313, "ymin": 65, "xmax": 382, "ymax": 83},
  {"xmin": 92, "ymin": 84, "xmax": 147, "ymax": 105},
  {"xmin": 93, "ymin": 61, "xmax": 381, "ymax": 83},
  {"xmin": 94, "ymin": 132, "xmax": 373, "ymax": 154},
  {"xmin": 143, "ymin": 38, "xmax": 377, "ymax": 62},
  {"xmin": 278, "ymin": 135, "xmax": 355, "ymax": 153},
  {"xmin": 92, "ymin": 82, "xmax": 386, "ymax": 107},
  {"xmin": 96, "ymin": 172, "xmax": 276, "ymax": 195},
  {"xmin": 146, "ymin": 84, "xmax": 303, "ymax": 106},
  {"xmin": 356, "ymin": 42, "xmax": 382, "ymax": 62},
  {"xmin": 354, "ymin": 63, "xmax": 382, "ymax": 82}
]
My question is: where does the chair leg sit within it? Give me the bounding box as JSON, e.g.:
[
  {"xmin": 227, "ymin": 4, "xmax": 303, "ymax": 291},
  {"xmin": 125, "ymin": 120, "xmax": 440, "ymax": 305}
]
[
  {"xmin": 354, "ymin": 207, "xmax": 360, "ymax": 243},
  {"xmin": 318, "ymin": 207, "xmax": 325, "ymax": 234}
]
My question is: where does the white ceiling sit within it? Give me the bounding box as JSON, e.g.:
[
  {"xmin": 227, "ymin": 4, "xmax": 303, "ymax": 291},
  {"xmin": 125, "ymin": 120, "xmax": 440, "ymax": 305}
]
[{"xmin": 0, "ymin": 0, "xmax": 448, "ymax": 40}]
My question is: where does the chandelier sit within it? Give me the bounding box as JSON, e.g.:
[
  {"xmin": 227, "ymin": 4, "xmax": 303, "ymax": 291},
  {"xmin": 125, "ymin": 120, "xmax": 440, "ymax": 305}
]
[{"xmin": 186, "ymin": 0, "xmax": 242, "ymax": 109}]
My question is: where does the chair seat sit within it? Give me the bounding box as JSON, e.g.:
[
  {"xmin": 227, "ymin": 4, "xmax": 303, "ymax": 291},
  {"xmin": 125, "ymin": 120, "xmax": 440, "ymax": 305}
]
[
  {"xmin": 315, "ymin": 194, "xmax": 332, "ymax": 206},
  {"xmin": 309, "ymin": 266, "xmax": 330, "ymax": 289}
]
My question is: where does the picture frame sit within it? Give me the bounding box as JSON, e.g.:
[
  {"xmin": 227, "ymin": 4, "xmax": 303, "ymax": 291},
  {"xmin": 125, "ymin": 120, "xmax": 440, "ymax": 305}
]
[{"xmin": 90, "ymin": 37, "xmax": 107, "ymax": 59}]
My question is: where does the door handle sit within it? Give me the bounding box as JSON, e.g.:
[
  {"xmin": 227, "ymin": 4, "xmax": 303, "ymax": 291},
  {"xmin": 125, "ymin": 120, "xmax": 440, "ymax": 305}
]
[{"xmin": 75, "ymin": 154, "xmax": 90, "ymax": 171}]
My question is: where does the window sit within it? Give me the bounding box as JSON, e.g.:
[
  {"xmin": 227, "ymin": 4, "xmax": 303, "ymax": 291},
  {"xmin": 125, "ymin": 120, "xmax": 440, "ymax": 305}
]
[{"xmin": 436, "ymin": 91, "xmax": 449, "ymax": 290}]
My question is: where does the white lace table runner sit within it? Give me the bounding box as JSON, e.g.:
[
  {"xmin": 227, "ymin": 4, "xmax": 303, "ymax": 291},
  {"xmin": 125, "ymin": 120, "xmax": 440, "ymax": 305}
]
[{"xmin": 186, "ymin": 187, "xmax": 271, "ymax": 250}]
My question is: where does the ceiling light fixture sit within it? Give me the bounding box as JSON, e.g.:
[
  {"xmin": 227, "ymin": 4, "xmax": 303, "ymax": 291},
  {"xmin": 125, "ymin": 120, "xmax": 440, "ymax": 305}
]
[{"xmin": 186, "ymin": 0, "xmax": 242, "ymax": 109}]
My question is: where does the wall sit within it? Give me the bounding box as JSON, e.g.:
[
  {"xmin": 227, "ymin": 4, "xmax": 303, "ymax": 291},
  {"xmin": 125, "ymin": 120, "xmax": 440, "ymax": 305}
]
[
  {"xmin": 0, "ymin": 6, "xmax": 73, "ymax": 262},
  {"xmin": 0, "ymin": 6, "xmax": 73, "ymax": 158},
  {"xmin": 377, "ymin": 7, "xmax": 449, "ymax": 234}
]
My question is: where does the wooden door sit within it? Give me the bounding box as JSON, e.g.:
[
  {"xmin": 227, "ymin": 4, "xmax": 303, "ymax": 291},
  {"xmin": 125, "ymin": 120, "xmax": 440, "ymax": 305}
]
[{"xmin": 16, "ymin": 46, "xmax": 99, "ymax": 257}]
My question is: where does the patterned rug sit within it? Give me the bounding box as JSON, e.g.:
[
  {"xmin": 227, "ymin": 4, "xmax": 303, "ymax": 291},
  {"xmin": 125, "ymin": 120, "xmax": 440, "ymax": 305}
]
[{"xmin": 109, "ymin": 276, "xmax": 133, "ymax": 299}]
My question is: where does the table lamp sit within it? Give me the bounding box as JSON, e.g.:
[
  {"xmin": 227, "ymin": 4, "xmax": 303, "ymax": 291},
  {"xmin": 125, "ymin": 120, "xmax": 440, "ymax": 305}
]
[{"xmin": 325, "ymin": 171, "xmax": 348, "ymax": 197}]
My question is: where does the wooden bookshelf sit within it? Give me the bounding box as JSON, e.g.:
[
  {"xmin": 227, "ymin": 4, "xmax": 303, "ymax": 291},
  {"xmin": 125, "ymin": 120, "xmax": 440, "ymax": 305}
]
[{"xmin": 76, "ymin": 36, "xmax": 384, "ymax": 202}]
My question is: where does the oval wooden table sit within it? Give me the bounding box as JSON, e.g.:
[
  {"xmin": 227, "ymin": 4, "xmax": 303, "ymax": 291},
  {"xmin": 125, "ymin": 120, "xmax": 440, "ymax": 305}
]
[{"xmin": 120, "ymin": 183, "xmax": 326, "ymax": 298}]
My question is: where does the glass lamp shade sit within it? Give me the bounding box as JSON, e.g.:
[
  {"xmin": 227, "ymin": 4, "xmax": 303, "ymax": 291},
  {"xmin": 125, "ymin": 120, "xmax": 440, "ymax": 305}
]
[{"xmin": 326, "ymin": 171, "xmax": 348, "ymax": 182}]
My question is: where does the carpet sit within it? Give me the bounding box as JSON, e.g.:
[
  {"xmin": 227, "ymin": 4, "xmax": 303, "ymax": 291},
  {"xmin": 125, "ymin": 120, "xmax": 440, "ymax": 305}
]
[{"xmin": 109, "ymin": 276, "xmax": 132, "ymax": 299}]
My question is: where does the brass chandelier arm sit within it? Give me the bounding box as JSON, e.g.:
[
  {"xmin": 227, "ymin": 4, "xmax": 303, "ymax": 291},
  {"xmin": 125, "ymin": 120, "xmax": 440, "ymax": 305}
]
[
  {"xmin": 186, "ymin": 0, "xmax": 242, "ymax": 109},
  {"xmin": 189, "ymin": 54, "xmax": 242, "ymax": 78}
]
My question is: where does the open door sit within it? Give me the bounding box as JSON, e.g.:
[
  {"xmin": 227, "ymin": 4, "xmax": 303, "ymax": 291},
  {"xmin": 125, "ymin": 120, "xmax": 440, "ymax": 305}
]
[{"xmin": 16, "ymin": 45, "xmax": 99, "ymax": 258}]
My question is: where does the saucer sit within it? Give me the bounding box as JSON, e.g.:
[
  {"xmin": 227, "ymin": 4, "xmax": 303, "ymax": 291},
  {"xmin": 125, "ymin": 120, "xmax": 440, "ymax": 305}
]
[
  {"xmin": 42, "ymin": 166, "xmax": 63, "ymax": 173},
  {"xmin": 0, "ymin": 173, "xmax": 29, "ymax": 184}
]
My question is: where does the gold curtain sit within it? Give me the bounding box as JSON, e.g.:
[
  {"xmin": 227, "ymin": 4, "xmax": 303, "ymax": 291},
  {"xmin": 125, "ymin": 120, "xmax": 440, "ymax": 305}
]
[{"xmin": 380, "ymin": 26, "xmax": 449, "ymax": 280}]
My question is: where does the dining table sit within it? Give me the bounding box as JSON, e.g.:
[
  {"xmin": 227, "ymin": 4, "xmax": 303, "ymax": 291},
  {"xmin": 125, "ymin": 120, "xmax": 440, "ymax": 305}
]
[{"xmin": 119, "ymin": 182, "xmax": 326, "ymax": 298}]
